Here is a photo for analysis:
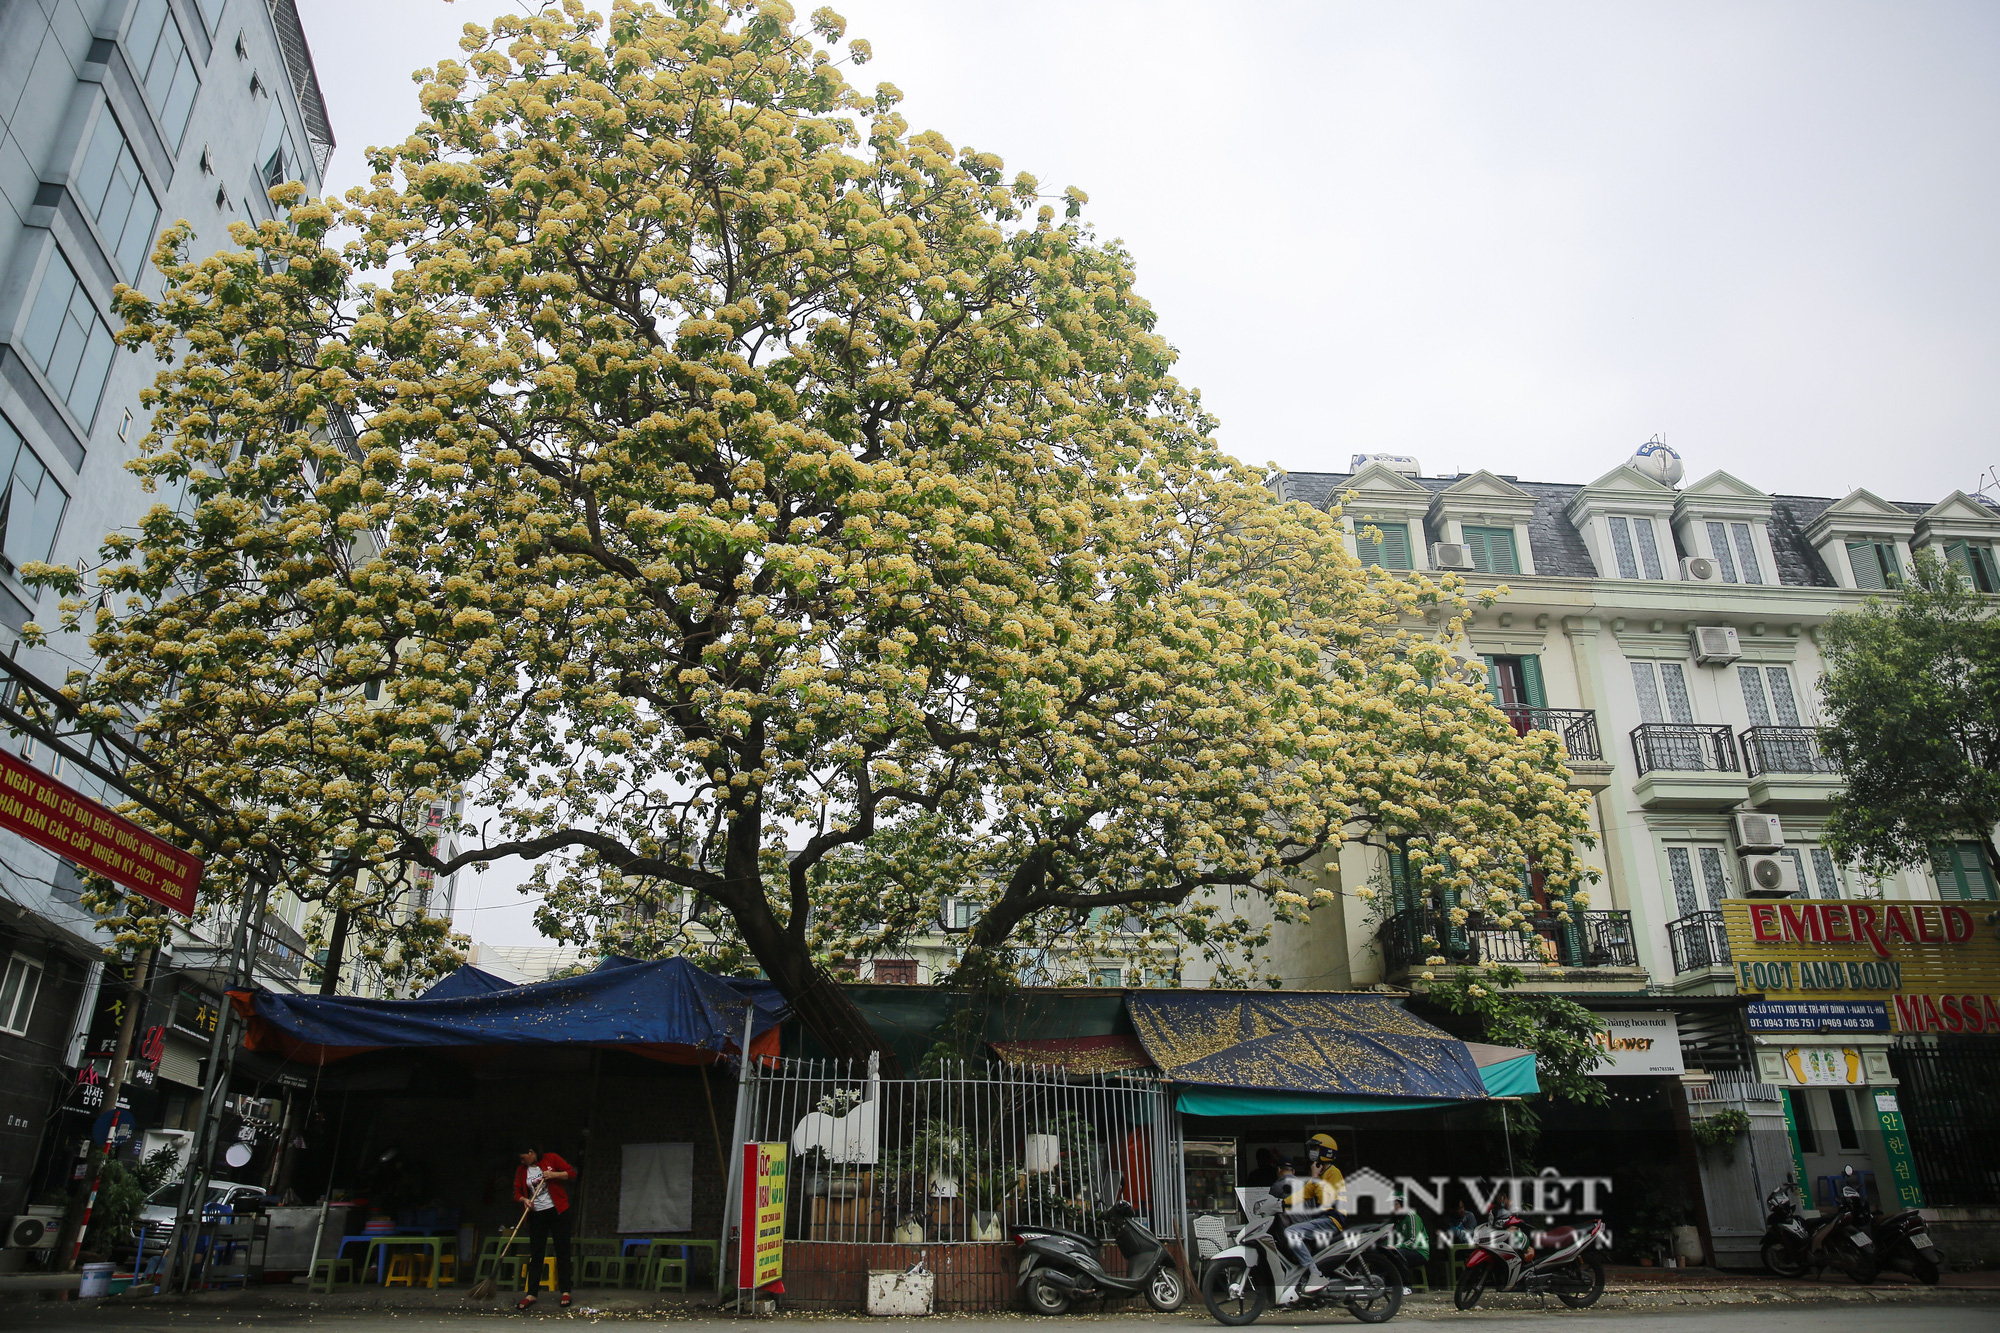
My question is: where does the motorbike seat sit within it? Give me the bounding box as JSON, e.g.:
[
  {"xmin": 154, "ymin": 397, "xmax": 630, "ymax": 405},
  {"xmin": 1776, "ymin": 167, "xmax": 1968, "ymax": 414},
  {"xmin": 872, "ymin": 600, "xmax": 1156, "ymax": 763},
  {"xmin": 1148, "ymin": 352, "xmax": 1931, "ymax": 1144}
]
[
  {"xmin": 1878, "ymin": 1210, "xmax": 1919, "ymax": 1227},
  {"xmin": 1541, "ymin": 1226, "xmax": 1578, "ymax": 1247}
]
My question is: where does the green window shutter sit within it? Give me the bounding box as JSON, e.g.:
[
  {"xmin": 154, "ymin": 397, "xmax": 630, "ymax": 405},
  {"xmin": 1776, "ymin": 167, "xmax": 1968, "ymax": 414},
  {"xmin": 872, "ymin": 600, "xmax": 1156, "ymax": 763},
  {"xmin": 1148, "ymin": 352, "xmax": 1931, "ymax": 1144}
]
[
  {"xmin": 1935, "ymin": 842, "xmax": 1998, "ymax": 901},
  {"xmin": 1518, "ymin": 655, "xmax": 1547, "ymax": 708},
  {"xmin": 1356, "ymin": 522, "xmax": 1411, "ymax": 570},
  {"xmin": 1463, "ymin": 526, "xmax": 1520, "ymax": 576},
  {"xmin": 1480, "ymin": 655, "xmax": 1502, "ymax": 707},
  {"xmin": 1979, "ymin": 546, "xmax": 2000, "ymax": 594},
  {"xmin": 1847, "ymin": 541, "xmax": 1887, "ymax": 591},
  {"xmin": 1388, "ymin": 843, "xmax": 1413, "ymax": 912}
]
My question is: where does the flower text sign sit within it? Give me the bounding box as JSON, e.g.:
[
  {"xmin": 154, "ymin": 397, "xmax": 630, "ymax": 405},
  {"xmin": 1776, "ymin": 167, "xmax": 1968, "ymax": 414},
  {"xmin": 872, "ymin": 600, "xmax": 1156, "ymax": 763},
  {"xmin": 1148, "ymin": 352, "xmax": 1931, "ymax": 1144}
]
[
  {"xmin": 1721, "ymin": 900, "xmax": 2000, "ymax": 1034},
  {"xmin": 0, "ymin": 748, "xmax": 200, "ymax": 913}
]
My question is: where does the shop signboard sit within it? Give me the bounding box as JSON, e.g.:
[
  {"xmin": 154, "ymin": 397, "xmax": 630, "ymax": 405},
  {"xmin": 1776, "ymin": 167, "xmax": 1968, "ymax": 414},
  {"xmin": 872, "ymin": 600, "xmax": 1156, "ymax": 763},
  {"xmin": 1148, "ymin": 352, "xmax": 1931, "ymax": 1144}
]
[
  {"xmin": 738, "ymin": 1141, "xmax": 787, "ymax": 1289},
  {"xmin": 1719, "ymin": 900, "xmax": 2000, "ymax": 1034},
  {"xmin": 1746, "ymin": 1000, "xmax": 1889, "ymax": 1034},
  {"xmin": 1587, "ymin": 1010, "xmax": 1685, "ymax": 1075},
  {"xmin": 1870, "ymin": 1091, "xmax": 1924, "ymax": 1210},
  {"xmin": 0, "ymin": 748, "xmax": 202, "ymax": 913}
]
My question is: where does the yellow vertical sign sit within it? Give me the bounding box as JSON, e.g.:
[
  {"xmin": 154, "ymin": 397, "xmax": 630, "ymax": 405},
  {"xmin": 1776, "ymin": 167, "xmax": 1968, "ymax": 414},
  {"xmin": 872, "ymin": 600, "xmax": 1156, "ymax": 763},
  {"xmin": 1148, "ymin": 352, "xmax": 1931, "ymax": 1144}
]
[{"xmin": 738, "ymin": 1142, "xmax": 787, "ymax": 1289}]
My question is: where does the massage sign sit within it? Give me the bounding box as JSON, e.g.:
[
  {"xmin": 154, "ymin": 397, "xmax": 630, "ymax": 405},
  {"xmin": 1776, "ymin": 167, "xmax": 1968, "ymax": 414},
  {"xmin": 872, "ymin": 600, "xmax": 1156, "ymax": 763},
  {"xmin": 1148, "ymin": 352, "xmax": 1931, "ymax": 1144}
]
[{"xmin": 1720, "ymin": 900, "xmax": 2000, "ymax": 1034}]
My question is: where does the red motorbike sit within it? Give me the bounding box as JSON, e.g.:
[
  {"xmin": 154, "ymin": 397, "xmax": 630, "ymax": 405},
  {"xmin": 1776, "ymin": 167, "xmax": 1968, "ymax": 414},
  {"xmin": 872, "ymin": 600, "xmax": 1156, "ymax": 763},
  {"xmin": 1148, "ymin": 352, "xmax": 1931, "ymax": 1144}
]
[{"xmin": 1453, "ymin": 1210, "xmax": 1608, "ymax": 1310}]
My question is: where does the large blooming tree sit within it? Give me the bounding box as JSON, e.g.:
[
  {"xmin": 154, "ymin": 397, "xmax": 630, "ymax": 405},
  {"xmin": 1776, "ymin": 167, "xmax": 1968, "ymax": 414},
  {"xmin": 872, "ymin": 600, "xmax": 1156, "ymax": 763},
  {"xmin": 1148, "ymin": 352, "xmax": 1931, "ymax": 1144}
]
[{"xmin": 34, "ymin": 0, "xmax": 1593, "ymax": 1058}]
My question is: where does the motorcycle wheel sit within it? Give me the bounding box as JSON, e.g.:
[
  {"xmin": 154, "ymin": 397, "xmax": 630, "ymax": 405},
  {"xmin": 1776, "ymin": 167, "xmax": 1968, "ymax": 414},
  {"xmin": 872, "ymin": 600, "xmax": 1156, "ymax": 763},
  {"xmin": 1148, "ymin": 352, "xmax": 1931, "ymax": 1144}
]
[
  {"xmin": 1025, "ymin": 1271, "xmax": 1071, "ymax": 1316},
  {"xmin": 1555, "ymin": 1253, "xmax": 1606, "ymax": 1309},
  {"xmin": 1762, "ymin": 1240, "xmax": 1809, "ymax": 1279},
  {"xmin": 1839, "ymin": 1245, "xmax": 1878, "ymax": 1285},
  {"xmin": 1912, "ymin": 1253, "xmax": 1941, "ymax": 1286},
  {"xmin": 1200, "ymin": 1258, "xmax": 1266, "ymax": 1327},
  {"xmin": 1344, "ymin": 1250, "xmax": 1405, "ymax": 1325},
  {"xmin": 1453, "ymin": 1263, "xmax": 1491, "ymax": 1311},
  {"xmin": 1145, "ymin": 1263, "xmax": 1188, "ymax": 1312}
]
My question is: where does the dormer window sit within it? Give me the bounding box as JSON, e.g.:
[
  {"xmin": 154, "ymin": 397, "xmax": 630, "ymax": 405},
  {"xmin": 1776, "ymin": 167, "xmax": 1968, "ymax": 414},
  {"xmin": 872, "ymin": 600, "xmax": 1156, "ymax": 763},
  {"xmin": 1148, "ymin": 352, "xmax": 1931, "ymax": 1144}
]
[
  {"xmin": 1704, "ymin": 521, "xmax": 1764, "ymax": 584},
  {"xmin": 1355, "ymin": 520, "xmax": 1413, "ymax": 570},
  {"xmin": 1946, "ymin": 541, "xmax": 2000, "ymax": 593},
  {"xmin": 1461, "ymin": 525, "xmax": 1520, "ymax": 575},
  {"xmin": 1845, "ymin": 540, "xmax": 1903, "ymax": 590},
  {"xmin": 1606, "ymin": 515, "xmax": 1666, "ymax": 580}
]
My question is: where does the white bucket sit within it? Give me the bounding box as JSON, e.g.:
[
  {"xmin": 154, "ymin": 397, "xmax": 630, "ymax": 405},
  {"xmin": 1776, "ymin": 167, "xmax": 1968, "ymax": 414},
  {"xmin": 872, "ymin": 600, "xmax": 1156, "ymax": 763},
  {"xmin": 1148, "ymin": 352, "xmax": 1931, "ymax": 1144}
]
[{"xmin": 79, "ymin": 1263, "xmax": 115, "ymax": 1298}]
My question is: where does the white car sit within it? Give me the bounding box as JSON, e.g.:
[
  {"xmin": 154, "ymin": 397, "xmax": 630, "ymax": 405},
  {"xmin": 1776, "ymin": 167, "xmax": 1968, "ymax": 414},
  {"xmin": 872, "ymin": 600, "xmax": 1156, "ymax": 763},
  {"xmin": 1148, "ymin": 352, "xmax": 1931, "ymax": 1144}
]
[{"xmin": 137, "ymin": 1180, "xmax": 263, "ymax": 1246}]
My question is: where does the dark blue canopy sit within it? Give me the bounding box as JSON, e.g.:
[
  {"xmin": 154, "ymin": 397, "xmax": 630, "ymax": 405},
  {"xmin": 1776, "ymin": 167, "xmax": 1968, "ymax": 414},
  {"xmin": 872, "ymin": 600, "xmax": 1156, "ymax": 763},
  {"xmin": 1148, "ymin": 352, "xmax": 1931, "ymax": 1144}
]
[
  {"xmin": 235, "ymin": 956, "xmax": 786, "ymax": 1065},
  {"xmin": 1126, "ymin": 991, "xmax": 1490, "ymax": 1103},
  {"xmin": 419, "ymin": 964, "xmax": 518, "ymax": 1000}
]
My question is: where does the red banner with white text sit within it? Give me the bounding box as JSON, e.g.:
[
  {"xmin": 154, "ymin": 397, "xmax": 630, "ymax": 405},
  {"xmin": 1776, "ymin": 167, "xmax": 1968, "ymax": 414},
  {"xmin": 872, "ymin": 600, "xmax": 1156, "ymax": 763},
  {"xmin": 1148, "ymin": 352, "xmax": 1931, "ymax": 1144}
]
[{"xmin": 0, "ymin": 748, "xmax": 201, "ymax": 913}]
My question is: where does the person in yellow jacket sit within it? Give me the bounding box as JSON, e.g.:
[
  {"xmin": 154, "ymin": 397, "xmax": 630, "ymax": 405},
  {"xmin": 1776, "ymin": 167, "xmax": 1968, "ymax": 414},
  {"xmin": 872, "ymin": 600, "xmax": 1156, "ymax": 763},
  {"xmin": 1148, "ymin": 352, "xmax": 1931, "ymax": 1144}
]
[{"xmin": 1305, "ymin": 1132, "xmax": 1345, "ymax": 1202}]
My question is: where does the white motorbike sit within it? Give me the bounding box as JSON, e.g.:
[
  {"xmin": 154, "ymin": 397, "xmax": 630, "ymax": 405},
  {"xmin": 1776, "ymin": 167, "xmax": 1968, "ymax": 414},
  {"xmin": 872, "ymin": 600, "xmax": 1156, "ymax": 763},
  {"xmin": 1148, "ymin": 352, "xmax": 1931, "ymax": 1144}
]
[{"xmin": 1200, "ymin": 1197, "xmax": 1404, "ymax": 1326}]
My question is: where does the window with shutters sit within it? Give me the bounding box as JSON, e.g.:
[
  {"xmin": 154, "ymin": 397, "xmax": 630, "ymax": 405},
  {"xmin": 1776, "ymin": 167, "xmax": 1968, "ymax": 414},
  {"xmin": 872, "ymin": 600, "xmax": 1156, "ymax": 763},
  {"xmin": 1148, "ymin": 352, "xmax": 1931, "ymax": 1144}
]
[
  {"xmin": 1605, "ymin": 516, "xmax": 1665, "ymax": 579},
  {"xmin": 125, "ymin": 0, "xmax": 200, "ymax": 149},
  {"xmin": 1354, "ymin": 521, "xmax": 1412, "ymax": 570},
  {"xmin": 21, "ymin": 251, "xmax": 117, "ymax": 428},
  {"xmin": 75, "ymin": 106, "xmax": 161, "ymax": 281},
  {"xmin": 1460, "ymin": 526, "xmax": 1519, "ymax": 575},
  {"xmin": 1481, "ymin": 655, "xmax": 1546, "ymax": 722},
  {"xmin": 1944, "ymin": 541, "xmax": 2000, "ymax": 593},
  {"xmin": 1088, "ymin": 966, "xmax": 1123, "ymax": 988},
  {"xmin": 0, "ymin": 954, "xmax": 42, "ymax": 1035},
  {"xmin": 1933, "ymin": 841, "xmax": 1998, "ymax": 901},
  {"xmin": 1845, "ymin": 540, "xmax": 1902, "ymax": 590}
]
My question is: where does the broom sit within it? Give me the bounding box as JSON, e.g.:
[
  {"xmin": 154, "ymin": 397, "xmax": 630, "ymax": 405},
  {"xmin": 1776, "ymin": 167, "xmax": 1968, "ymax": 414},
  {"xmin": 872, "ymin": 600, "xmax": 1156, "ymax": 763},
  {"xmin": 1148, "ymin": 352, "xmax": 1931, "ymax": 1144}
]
[{"xmin": 468, "ymin": 1193, "xmax": 538, "ymax": 1301}]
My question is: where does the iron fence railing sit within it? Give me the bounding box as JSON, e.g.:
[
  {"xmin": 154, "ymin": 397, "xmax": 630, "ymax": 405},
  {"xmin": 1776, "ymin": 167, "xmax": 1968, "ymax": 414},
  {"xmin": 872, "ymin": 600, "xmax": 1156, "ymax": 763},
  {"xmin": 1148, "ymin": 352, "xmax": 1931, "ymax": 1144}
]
[
  {"xmin": 1740, "ymin": 725, "xmax": 1840, "ymax": 777},
  {"xmin": 1500, "ymin": 706, "xmax": 1603, "ymax": 761},
  {"xmin": 1631, "ymin": 722, "xmax": 1740, "ymax": 774},
  {"xmin": 1888, "ymin": 1040, "xmax": 2000, "ymax": 1206},
  {"xmin": 1380, "ymin": 907, "xmax": 1636, "ymax": 969},
  {"xmin": 740, "ymin": 1058, "xmax": 1184, "ymax": 1252},
  {"xmin": 1667, "ymin": 910, "xmax": 1732, "ymax": 973}
]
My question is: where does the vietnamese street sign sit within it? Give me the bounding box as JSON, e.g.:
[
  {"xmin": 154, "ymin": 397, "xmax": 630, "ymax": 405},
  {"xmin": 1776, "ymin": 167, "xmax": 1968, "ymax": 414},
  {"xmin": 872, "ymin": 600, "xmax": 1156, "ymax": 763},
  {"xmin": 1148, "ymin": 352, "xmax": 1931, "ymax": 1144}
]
[
  {"xmin": 1746, "ymin": 1000, "xmax": 1891, "ymax": 1034},
  {"xmin": 1588, "ymin": 1010, "xmax": 1685, "ymax": 1075},
  {"xmin": 738, "ymin": 1142, "xmax": 787, "ymax": 1290},
  {"xmin": 0, "ymin": 747, "xmax": 201, "ymax": 913}
]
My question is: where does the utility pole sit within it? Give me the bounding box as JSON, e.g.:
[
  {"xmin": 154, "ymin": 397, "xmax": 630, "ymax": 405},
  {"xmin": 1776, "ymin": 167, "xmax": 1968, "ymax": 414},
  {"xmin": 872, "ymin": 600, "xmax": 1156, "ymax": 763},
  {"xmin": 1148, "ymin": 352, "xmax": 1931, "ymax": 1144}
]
[{"xmin": 61, "ymin": 946, "xmax": 155, "ymax": 1268}]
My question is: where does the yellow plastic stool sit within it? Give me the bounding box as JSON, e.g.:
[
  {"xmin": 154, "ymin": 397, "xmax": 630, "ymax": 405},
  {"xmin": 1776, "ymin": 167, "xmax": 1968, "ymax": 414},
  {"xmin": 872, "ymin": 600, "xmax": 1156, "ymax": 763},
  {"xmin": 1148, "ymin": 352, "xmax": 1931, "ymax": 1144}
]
[
  {"xmin": 519, "ymin": 1257, "xmax": 557, "ymax": 1291},
  {"xmin": 436, "ymin": 1253, "xmax": 457, "ymax": 1285},
  {"xmin": 385, "ymin": 1254, "xmax": 420, "ymax": 1287}
]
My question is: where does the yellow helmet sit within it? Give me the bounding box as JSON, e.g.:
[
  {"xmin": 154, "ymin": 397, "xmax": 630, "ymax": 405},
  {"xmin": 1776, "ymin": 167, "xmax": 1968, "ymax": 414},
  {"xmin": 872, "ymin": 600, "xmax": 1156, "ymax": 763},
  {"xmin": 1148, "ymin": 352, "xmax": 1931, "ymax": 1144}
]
[{"xmin": 1307, "ymin": 1132, "xmax": 1339, "ymax": 1157}]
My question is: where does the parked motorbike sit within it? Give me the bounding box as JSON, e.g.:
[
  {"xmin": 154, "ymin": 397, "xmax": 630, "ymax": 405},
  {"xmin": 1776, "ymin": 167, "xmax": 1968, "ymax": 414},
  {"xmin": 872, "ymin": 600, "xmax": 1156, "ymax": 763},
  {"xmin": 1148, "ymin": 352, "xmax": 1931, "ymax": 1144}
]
[
  {"xmin": 1808, "ymin": 1165, "xmax": 1878, "ymax": 1284},
  {"xmin": 1759, "ymin": 1180, "xmax": 1812, "ymax": 1278},
  {"xmin": 1852, "ymin": 1166, "xmax": 1943, "ymax": 1285},
  {"xmin": 1199, "ymin": 1197, "xmax": 1404, "ymax": 1326},
  {"xmin": 1452, "ymin": 1209, "xmax": 1607, "ymax": 1310},
  {"xmin": 1014, "ymin": 1200, "xmax": 1187, "ymax": 1314}
]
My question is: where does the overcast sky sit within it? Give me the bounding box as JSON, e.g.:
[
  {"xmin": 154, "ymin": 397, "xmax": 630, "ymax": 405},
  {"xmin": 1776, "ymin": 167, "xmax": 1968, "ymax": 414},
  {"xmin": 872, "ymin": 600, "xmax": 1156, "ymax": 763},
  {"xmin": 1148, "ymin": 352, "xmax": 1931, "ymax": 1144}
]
[{"xmin": 293, "ymin": 0, "xmax": 2000, "ymax": 950}]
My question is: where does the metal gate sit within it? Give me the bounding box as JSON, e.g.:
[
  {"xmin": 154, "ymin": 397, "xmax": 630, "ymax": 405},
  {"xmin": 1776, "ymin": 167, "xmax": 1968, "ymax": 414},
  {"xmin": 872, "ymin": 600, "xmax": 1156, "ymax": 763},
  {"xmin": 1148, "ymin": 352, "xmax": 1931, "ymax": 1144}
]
[
  {"xmin": 1690, "ymin": 1074, "xmax": 1793, "ymax": 1268},
  {"xmin": 1888, "ymin": 1039, "xmax": 2000, "ymax": 1206},
  {"xmin": 735, "ymin": 1057, "xmax": 1183, "ymax": 1310}
]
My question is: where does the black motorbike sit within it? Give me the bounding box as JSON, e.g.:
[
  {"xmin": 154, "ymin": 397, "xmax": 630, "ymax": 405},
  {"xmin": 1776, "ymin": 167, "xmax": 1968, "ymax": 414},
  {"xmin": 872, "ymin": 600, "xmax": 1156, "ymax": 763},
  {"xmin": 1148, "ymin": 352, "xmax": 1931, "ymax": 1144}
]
[
  {"xmin": 1759, "ymin": 1180, "xmax": 1811, "ymax": 1278},
  {"xmin": 1868, "ymin": 1194, "xmax": 1944, "ymax": 1284},
  {"xmin": 1014, "ymin": 1200, "xmax": 1187, "ymax": 1314},
  {"xmin": 1809, "ymin": 1166, "xmax": 1878, "ymax": 1284}
]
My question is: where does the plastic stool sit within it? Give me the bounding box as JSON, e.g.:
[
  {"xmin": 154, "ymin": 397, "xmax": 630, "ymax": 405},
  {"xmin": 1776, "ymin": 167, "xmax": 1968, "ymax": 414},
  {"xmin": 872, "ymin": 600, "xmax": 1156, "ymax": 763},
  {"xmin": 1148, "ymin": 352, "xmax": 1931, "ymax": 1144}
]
[
  {"xmin": 309, "ymin": 1259, "xmax": 356, "ymax": 1293},
  {"xmin": 386, "ymin": 1254, "xmax": 420, "ymax": 1287}
]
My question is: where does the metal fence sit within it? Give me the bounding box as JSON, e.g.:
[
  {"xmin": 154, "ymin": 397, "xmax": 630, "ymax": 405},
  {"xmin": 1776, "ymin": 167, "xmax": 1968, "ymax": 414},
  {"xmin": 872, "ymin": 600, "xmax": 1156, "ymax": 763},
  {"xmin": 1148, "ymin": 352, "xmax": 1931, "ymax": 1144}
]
[
  {"xmin": 1380, "ymin": 907, "xmax": 1636, "ymax": 970},
  {"xmin": 740, "ymin": 1058, "xmax": 1184, "ymax": 1248},
  {"xmin": 1741, "ymin": 726, "xmax": 1839, "ymax": 777},
  {"xmin": 1499, "ymin": 706, "xmax": 1604, "ymax": 761},
  {"xmin": 1631, "ymin": 723, "xmax": 1741, "ymax": 774},
  {"xmin": 1667, "ymin": 910, "xmax": 1732, "ymax": 974},
  {"xmin": 1888, "ymin": 1040, "xmax": 2000, "ymax": 1206}
]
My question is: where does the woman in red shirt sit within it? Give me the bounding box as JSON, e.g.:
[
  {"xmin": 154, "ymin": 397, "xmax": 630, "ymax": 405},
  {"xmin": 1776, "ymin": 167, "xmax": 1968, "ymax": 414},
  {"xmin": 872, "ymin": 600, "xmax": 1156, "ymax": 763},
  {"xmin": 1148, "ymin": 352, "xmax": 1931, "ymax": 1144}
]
[{"xmin": 513, "ymin": 1146, "xmax": 576, "ymax": 1309}]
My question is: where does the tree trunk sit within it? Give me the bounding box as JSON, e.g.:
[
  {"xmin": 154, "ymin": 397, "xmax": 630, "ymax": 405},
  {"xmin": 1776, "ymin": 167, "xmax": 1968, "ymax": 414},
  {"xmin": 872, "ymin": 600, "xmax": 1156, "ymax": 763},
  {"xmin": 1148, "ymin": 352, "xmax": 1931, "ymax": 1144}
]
[
  {"xmin": 728, "ymin": 894, "xmax": 899, "ymax": 1072},
  {"xmin": 318, "ymin": 906, "xmax": 350, "ymax": 996}
]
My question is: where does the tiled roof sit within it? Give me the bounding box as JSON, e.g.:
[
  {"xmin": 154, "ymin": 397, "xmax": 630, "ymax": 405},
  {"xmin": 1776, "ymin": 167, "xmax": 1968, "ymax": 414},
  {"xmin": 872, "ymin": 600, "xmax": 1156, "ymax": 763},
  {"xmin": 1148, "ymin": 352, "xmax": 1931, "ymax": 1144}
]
[{"xmin": 1274, "ymin": 471, "xmax": 1989, "ymax": 589}]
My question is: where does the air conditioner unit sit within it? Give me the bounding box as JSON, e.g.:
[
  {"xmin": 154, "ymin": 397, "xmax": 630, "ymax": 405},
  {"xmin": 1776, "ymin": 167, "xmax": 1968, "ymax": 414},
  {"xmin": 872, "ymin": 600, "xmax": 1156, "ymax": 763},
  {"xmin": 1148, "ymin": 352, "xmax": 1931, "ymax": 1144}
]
[
  {"xmin": 1431, "ymin": 542, "xmax": 1475, "ymax": 571},
  {"xmin": 1691, "ymin": 625, "xmax": 1742, "ymax": 665},
  {"xmin": 1731, "ymin": 812, "xmax": 1785, "ymax": 852},
  {"xmin": 1681, "ymin": 556, "xmax": 1720, "ymax": 583},
  {"xmin": 8, "ymin": 1208, "xmax": 62, "ymax": 1250},
  {"xmin": 1739, "ymin": 854, "xmax": 1801, "ymax": 898}
]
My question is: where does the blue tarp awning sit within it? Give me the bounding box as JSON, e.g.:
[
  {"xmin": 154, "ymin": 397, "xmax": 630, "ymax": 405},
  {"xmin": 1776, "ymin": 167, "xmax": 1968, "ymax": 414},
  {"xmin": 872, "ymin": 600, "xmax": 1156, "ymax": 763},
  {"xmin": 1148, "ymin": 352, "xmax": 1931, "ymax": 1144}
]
[
  {"xmin": 234, "ymin": 956, "xmax": 786, "ymax": 1066},
  {"xmin": 419, "ymin": 964, "xmax": 518, "ymax": 1000},
  {"xmin": 1125, "ymin": 991, "xmax": 1533, "ymax": 1116}
]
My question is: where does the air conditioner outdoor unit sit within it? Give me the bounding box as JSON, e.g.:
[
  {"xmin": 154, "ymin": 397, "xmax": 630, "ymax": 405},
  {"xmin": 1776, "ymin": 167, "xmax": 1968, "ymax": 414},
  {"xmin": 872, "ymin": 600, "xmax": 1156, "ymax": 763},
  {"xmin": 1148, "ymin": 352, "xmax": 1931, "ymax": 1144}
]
[
  {"xmin": 1681, "ymin": 556, "xmax": 1720, "ymax": 583},
  {"xmin": 8, "ymin": 1208, "xmax": 62, "ymax": 1250},
  {"xmin": 1739, "ymin": 854, "xmax": 1801, "ymax": 898},
  {"xmin": 1431, "ymin": 542, "xmax": 1475, "ymax": 571},
  {"xmin": 1691, "ymin": 625, "xmax": 1742, "ymax": 665},
  {"xmin": 1731, "ymin": 812, "xmax": 1785, "ymax": 852}
]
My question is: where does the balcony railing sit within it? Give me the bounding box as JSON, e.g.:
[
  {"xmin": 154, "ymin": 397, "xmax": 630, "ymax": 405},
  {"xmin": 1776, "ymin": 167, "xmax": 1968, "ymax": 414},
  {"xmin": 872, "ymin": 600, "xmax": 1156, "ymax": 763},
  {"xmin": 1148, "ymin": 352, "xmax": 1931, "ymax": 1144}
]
[
  {"xmin": 1741, "ymin": 725, "xmax": 1840, "ymax": 777},
  {"xmin": 1667, "ymin": 910, "xmax": 1732, "ymax": 974},
  {"xmin": 1631, "ymin": 723, "xmax": 1740, "ymax": 775},
  {"xmin": 1381, "ymin": 906, "xmax": 1638, "ymax": 970},
  {"xmin": 1501, "ymin": 706, "xmax": 1603, "ymax": 762}
]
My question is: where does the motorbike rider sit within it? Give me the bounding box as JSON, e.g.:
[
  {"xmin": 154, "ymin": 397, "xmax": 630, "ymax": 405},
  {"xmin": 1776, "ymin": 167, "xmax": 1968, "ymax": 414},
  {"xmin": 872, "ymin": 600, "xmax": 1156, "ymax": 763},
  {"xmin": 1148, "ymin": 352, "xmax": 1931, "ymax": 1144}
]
[{"xmin": 1270, "ymin": 1154, "xmax": 1344, "ymax": 1292}]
